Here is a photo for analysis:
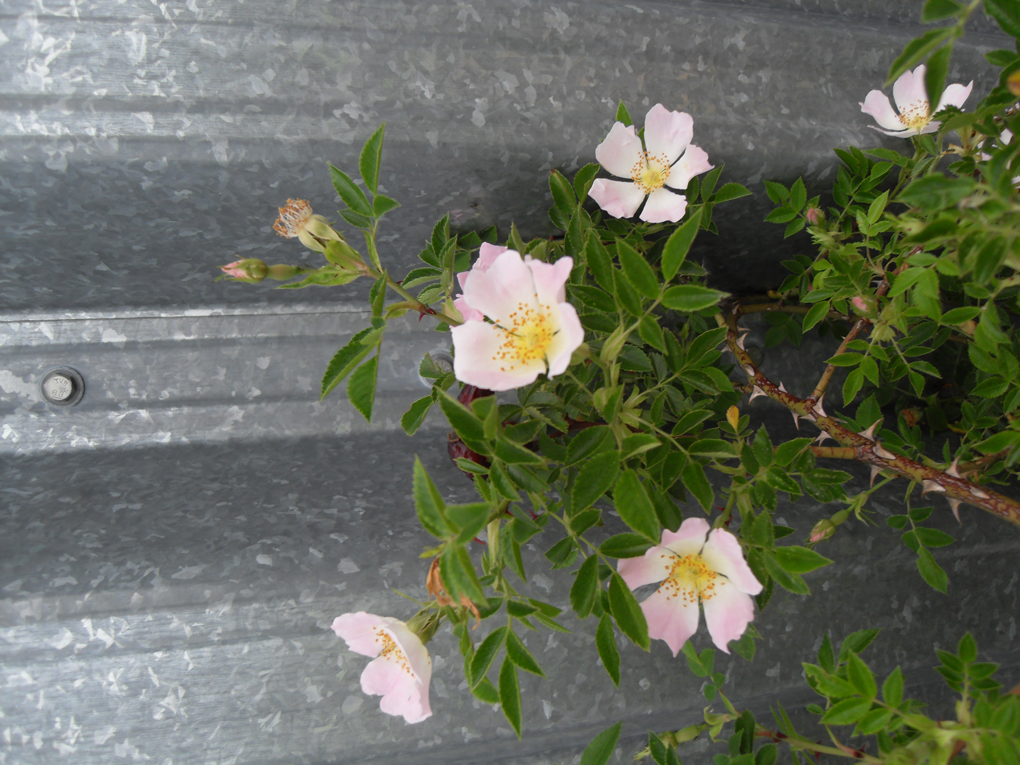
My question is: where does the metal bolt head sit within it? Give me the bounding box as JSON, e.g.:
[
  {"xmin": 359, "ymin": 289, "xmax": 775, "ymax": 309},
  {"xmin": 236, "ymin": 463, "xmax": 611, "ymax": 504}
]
[
  {"xmin": 43, "ymin": 374, "xmax": 74, "ymax": 401},
  {"xmin": 40, "ymin": 367, "xmax": 85, "ymax": 407}
]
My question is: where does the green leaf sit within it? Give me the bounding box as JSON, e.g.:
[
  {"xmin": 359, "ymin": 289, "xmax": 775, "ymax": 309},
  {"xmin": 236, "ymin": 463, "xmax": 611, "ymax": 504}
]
[
  {"xmin": 359, "ymin": 124, "xmax": 385, "ymax": 194},
  {"xmin": 321, "ymin": 327, "xmax": 375, "ymax": 400},
  {"xmin": 847, "ymin": 652, "xmax": 878, "ymax": 699},
  {"xmin": 585, "ymin": 234, "xmax": 614, "ymax": 291},
  {"xmin": 818, "ymin": 632, "xmax": 836, "ymax": 673},
  {"xmin": 843, "ymin": 368, "xmax": 864, "ymax": 408},
  {"xmin": 713, "ymin": 182, "xmax": 752, "ymax": 203},
  {"xmin": 773, "ymin": 546, "xmax": 833, "ymax": 574},
  {"xmin": 471, "ymin": 677, "xmax": 500, "ymax": 704},
  {"xmin": 681, "ymin": 460, "xmax": 714, "ymax": 512},
  {"xmin": 347, "ymin": 355, "xmax": 379, "ymax": 421},
  {"xmin": 617, "ymin": 239, "xmax": 659, "ymax": 298},
  {"xmin": 442, "ymin": 543, "xmax": 486, "ymax": 602},
  {"xmin": 662, "ymin": 209, "xmax": 703, "ymax": 281},
  {"xmin": 438, "ymin": 389, "xmax": 486, "ymax": 443},
  {"xmin": 958, "ymin": 632, "xmax": 977, "ymax": 663},
  {"xmin": 975, "ymin": 430, "xmax": 1020, "ymax": 454},
  {"xmin": 613, "ymin": 470, "xmax": 661, "ymax": 542},
  {"xmin": 789, "ymin": 178, "xmax": 807, "ymax": 212},
  {"xmin": 448, "ymin": 502, "xmax": 491, "ymax": 545},
  {"xmin": 499, "ymin": 657, "xmax": 522, "ymax": 737},
  {"xmin": 470, "ymin": 627, "xmax": 508, "ymax": 686},
  {"xmin": 600, "ymin": 533, "xmax": 655, "ymax": 558},
  {"xmin": 373, "ymin": 194, "xmax": 400, "ymax": 217},
  {"xmin": 615, "ymin": 101, "xmax": 633, "ymax": 126},
  {"xmin": 802, "ymin": 301, "xmax": 830, "ymax": 332},
  {"xmin": 639, "ymin": 314, "xmax": 667, "ymax": 352},
  {"xmin": 506, "ymin": 629, "xmax": 545, "ymax": 676},
  {"xmin": 328, "ymin": 163, "xmax": 372, "ymax": 217},
  {"xmin": 570, "ymin": 555, "xmax": 600, "ymax": 618},
  {"xmin": 596, "ymin": 615, "xmax": 621, "ymax": 685},
  {"xmin": 764, "ymin": 553, "xmax": 810, "ymax": 595},
  {"xmin": 549, "ymin": 169, "xmax": 577, "ymax": 216},
  {"xmin": 608, "ymin": 573, "xmax": 650, "ymax": 649},
  {"xmin": 580, "ymin": 722, "xmax": 623, "ymax": 765},
  {"xmin": 566, "ymin": 426, "xmax": 613, "ymax": 464},
  {"xmin": 882, "ymin": 667, "xmax": 904, "ymax": 706},
  {"xmin": 662, "ymin": 284, "xmax": 727, "ymax": 312},
  {"xmin": 985, "ymin": 0, "xmax": 1020, "ymax": 37},
  {"xmin": 401, "ymin": 394, "xmax": 435, "ymax": 436},
  {"xmin": 917, "ymin": 547, "xmax": 948, "ymax": 593},
  {"xmin": 839, "ymin": 629, "xmax": 881, "ymax": 664},
  {"xmin": 574, "ymin": 163, "xmax": 601, "ymax": 202},
  {"xmin": 413, "ymin": 459, "xmax": 453, "ymax": 543},
  {"xmin": 922, "ymin": 0, "xmax": 963, "ymax": 21},
  {"xmin": 573, "ymin": 450, "xmax": 621, "ymax": 510},
  {"xmin": 886, "ymin": 28, "xmax": 953, "ymax": 85},
  {"xmin": 925, "ymin": 44, "xmax": 952, "ymax": 115},
  {"xmin": 916, "ymin": 528, "xmax": 955, "ymax": 548},
  {"xmin": 821, "ymin": 697, "xmax": 873, "ymax": 725}
]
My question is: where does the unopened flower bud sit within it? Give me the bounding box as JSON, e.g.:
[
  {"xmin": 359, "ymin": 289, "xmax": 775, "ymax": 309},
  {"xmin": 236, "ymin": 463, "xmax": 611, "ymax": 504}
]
[
  {"xmin": 805, "ymin": 207, "xmax": 825, "ymax": 226},
  {"xmin": 273, "ymin": 199, "xmax": 342, "ymax": 254},
  {"xmin": 851, "ymin": 295, "xmax": 876, "ymax": 317},
  {"xmin": 809, "ymin": 519, "xmax": 836, "ymax": 543},
  {"xmin": 221, "ymin": 259, "xmax": 268, "ymax": 283},
  {"xmin": 405, "ymin": 608, "xmax": 440, "ymax": 645},
  {"xmin": 266, "ymin": 264, "xmax": 302, "ymax": 281}
]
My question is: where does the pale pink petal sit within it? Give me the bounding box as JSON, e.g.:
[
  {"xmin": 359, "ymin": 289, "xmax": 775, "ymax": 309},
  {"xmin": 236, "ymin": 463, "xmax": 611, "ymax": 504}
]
[
  {"xmin": 332, "ymin": 612, "xmax": 389, "ymax": 657},
  {"xmin": 660, "ymin": 517, "xmax": 710, "ymax": 557},
  {"xmin": 618, "ymin": 546, "xmax": 677, "ymax": 590},
  {"xmin": 526, "ymin": 256, "xmax": 573, "ymax": 305},
  {"xmin": 701, "ymin": 578, "xmax": 756, "ymax": 653},
  {"xmin": 1003, "ymin": 129, "xmax": 1014, "ymax": 144},
  {"xmin": 640, "ymin": 188, "xmax": 687, "ymax": 223},
  {"xmin": 643, "ymin": 104, "xmax": 694, "ymax": 166},
  {"xmin": 386, "ymin": 620, "xmax": 433, "ymax": 686},
  {"xmin": 476, "ymin": 243, "xmax": 508, "ymax": 271},
  {"xmin": 665, "ymin": 144, "xmax": 713, "ymax": 191},
  {"xmin": 935, "ymin": 81, "xmax": 973, "ymax": 112},
  {"xmin": 860, "ymin": 91, "xmax": 904, "ymax": 132},
  {"xmin": 451, "ymin": 320, "xmax": 546, "ymax": 391},
  {"xmin": 460, "ymin": 250, "xmax": 537, "ymax": 324},
  {"xmin": 700, "ymin": 529, "xmax": 763, "ymax": 595},
  {"xmin": 361, "ymin": 655, "xmax": 432, "ymax": 723},
  {"xmin": 589, "ymin": 178, "xmax": 646, "ymax": 219},
  {"xmin": 870, "ymin": 125, "xmax": 915, "ymax": 138},
  {"xmin": 457, "ymin": 272, "xmax": 470, "ymax": 291},
  {"xmin": 544, "ymin": 302, "xmax": 585, "ymax": 378},
  {"xmin": 595, "ymin": 122, "xmax": 644, "ymax": 178},
  {"xmin": 893, "ymin": 65, "xmax": 929, "ymax": 114},
  {"xmin": 453, "ymin": 296, "xmax": 484, "ymax": 322},
  {"xmin": 641, "ymin": 586, "xmax": 700, "ymax": 657},
  {"xmin": 919, "ymin": 121, "xmax": 941, "ymax": 135}
]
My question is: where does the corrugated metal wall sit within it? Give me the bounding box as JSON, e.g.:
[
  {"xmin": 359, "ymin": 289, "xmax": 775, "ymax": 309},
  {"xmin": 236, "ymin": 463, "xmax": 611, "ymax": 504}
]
[{"xmin": 1, "ymin": 2, "xmax": 1015, "ymax": 764}]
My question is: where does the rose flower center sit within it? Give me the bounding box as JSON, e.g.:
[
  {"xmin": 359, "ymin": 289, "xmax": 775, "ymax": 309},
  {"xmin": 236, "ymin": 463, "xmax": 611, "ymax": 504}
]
[
  {"xmin": 898, "ymin": 100, "xmax": 931, "ymax": 131},
  {"xmin": 376, "ymin": 629, "xmax": 414, "ymax": 676},
  {"xmin": 660, "ymin": 553, "xmax": 719, "ymax": 605},
  {"xmin": 494, "ymin": 300, "xmax": 556, "ymax": 370},
  {"xmin": 631, "ymin": 152, "xmax": 671, "ymax": 194}
]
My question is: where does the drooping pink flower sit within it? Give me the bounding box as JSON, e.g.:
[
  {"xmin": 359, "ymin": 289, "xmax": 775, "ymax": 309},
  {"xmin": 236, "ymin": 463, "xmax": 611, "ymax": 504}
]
[
  {"xmin": 860, "ymin": 65, "xmax": 973, "ymax": 138},
  {"xmin": 450, "ymin": 249, "xmax": 584, "ymax": 391},
  {"xmin": 331, "ymin": 612, "xmax": 433, "ymax": 724},
  {"xmin": 453, "ymin": 243, "xmax": 507, "ymax": 322},
  {"xmin": 589, "ymin": 104, "xmax": 713, "ymax": 224},
  {"xmin": 618, "ymin": 518, "xmax": 762, "ymax": 656}
]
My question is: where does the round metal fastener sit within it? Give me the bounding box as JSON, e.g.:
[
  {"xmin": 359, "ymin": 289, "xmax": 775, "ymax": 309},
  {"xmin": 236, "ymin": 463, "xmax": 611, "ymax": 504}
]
[{"xmin": 40, "ymin": 367, "xmax": 85, "ymax": 407}]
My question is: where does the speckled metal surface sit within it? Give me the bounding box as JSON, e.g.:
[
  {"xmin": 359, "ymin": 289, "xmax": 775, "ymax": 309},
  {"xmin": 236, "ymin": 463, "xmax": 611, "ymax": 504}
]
[
  {"xmin": 0, "ymin": 0, "xmax": 1008, "ymax": 311},
  {"xmin": 0, "ymin": 304, "xmax": 450, "ymax": 454}
]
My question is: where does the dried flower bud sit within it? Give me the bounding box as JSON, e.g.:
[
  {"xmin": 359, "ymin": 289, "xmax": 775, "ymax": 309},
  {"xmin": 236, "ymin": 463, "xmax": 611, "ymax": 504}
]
[
  {"xmin": 426, "ymin": 558, "xmax": 481, "ymax": 627},
  {"xmin": 221, "ymin": 259, "xmax": 268, "ymax": 283},
  {"xmin": 273, "ymin": 199, "xmax": 342, "ymax": 253}
]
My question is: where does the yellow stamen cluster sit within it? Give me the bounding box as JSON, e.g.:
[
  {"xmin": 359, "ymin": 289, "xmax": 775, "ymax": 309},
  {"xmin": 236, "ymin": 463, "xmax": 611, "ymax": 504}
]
[
  {"xmin": 376, "ymin": 628, "xmax": 414, "ymax": 677},
  {"xmin": 658, "ymin": 552, "xmax": 718, "ymax": 605},
  {"xmin": 630, "ymin": 152, "xmax": 671, "ymax": 194},
  {"xmin": 273, "ymin": 198, "xmax": 313, "ymax": 238},
  {"xmin": 898, "ymin": 100, "xmax": 931, "ymax": 132},
  {"xmin": 493, "ymin": 298, "xmax": 555, "ymax": 372}
]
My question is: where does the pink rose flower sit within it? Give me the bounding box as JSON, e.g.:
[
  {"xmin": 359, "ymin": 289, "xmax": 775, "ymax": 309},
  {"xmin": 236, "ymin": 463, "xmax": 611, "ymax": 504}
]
[
  {"xmin": 860, "ymin": 65, "xmax": 973, "ymax": 138},
  {"xmin": 331, "ymin": 612, "xmax": 433, "ymax": 724},
  {"xmin": 589, "ymin": 104, "xmax": 713, "ymax": 223},
  {"xmin": 450, "ymin": 249, "xmax": 584, "ymax": 391},
  {"xmin": 453, "ymin": 243, "xmax": 507, "ymax": 322},
  {"xmin": 618, "ymin": 518, "xmax": 762, "ymax": 656}
]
